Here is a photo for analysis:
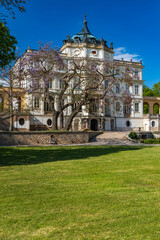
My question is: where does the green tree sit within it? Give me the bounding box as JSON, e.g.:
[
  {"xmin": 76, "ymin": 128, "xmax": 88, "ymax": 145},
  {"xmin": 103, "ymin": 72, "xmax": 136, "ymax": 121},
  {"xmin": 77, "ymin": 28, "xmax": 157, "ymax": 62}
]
[
  {"xmin": 143, "ymin": 85, "xmax": 155, "ymax": 96},
  {"xmin": 0, "ymin": 21, "xmax": 17, "ymax": 68},
  {"xmin": 152, "ymin": 82, "xmax": 160, "ymax": 97}
]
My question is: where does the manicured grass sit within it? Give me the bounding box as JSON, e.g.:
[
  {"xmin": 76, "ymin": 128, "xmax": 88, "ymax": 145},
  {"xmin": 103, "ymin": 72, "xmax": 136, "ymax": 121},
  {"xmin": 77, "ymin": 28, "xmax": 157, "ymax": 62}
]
[{"xmin": 0, "ymin": 145, "xmax": 160, "ymax": 240}]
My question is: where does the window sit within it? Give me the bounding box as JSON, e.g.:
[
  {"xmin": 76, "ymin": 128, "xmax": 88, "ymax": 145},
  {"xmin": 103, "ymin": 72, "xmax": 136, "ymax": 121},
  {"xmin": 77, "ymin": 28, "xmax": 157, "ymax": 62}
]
[
  {"xmin": 44, "ymin": 102, "xmax": 49, "ymax": 112},
  {"xmin": 90, "ymin": 101, "xmax": 98, "ymax": 113},
  {"xmin": 47, "ymin": 119, "xmax": 52, "ymax": 126},
  {"xmin": 135, "ymin": 85, "xmax": 139, "ymax": 95},
  {"xmin": 55, "ymin": 79, "xmax": 58, "ymax": 89},
  {"xmin": 126, "ymin": 120, "xmax": 130, "ymax": 127},
  {"xmin": 59, "ymin": 79, "xmax": 63, "ymax": 89},
  {"xmin": 92, "ymin": 50, "xmax": 97, "ymax": 55},
  {"xmin": 93, "ymin": 103, "xmax": 98, "ymax": 113},
  {"xmin": 135, "ymin": 71, "xmax": 138, "ymax": 77},
  {"xmin": 135, "ymin": 103, "xmax": 139, "ymax": 112},
  {"xmin": 125, "ymin": 84, "xmax": 129, "ymax": 93},
  {"xmin": 34, "ymin": 97, "xmax": 39, "ymax": 109},
  {"xmin": 105, "ymin": 99, "xmax": 110, "ymax": 115},
  {"xmin": 116, "ymin": 102, "xmax": 120, "ymax": 111},
  {"xmin": 73, "ymin": 102, "xmax": 82, "ymax": 111},
  {"xmin": 73, "ymin": 103, "xmax": 77, "ymax": 109},
  {"xmin": 74, "ymin": 78, "xmax": 80, "ymax": 90},
  {"xmin": 49, "ymin": 80, "xmax": 52, "ymax": 89},
  {"xmin": 19, "ymin": 118, "xmax": 25, "ymax": 126},
  {"xmin": 124, "ymin": 105, "xmax": 131, "ymax": 114},
  {"xmin": 152, "ymin": 121, "xmax": 155, "ymax": 127},
  {"xmin": 116, "ymin": 84, "xmax": 120, "ymax": 93}
]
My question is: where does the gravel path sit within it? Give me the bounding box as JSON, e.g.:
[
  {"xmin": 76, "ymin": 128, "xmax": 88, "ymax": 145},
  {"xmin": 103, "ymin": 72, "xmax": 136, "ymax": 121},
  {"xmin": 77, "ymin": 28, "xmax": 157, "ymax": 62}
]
[{"xmin": 90, "ymin": 131, "xmax": 134, "ymax": 145}]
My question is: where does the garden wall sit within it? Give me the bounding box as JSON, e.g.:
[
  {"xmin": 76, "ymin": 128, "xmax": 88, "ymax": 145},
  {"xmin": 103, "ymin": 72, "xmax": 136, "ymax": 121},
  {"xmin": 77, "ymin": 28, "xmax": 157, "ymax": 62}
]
[{"xmin": 0, "ymin": 131, "xmax": 101, "ymax": 146}]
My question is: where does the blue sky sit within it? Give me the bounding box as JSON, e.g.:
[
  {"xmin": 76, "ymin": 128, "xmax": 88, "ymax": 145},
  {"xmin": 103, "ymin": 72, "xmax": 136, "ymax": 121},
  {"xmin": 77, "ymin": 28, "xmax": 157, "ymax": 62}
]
[{"xmin": 4, "ymin": 0, "xmax": 160, "ymax": 87}]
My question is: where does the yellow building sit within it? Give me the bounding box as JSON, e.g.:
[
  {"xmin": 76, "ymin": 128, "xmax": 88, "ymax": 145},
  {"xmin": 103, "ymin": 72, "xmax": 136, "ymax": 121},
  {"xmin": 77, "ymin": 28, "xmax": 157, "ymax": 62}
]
[{"xmin": 0, "ymin": 87, "xmax": 28, "ymax": 130}]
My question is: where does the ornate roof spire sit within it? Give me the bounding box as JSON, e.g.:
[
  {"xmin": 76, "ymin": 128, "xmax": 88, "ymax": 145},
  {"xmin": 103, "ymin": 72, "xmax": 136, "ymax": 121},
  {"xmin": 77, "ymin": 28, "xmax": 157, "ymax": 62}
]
[
  {"xmin": 63, "ymin": 16, "xmax": 110, "ymax": 49},
  {"xmin": 77, "ymin": 15, "xmax": 92, "ymax": 35}
]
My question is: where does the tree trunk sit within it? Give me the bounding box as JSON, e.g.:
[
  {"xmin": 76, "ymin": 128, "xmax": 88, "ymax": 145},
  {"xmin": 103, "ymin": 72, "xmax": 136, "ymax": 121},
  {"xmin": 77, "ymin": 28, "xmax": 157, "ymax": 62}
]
[
  {"xmin": 52, "ymin": 111, "xmax": 59, "ymax": 130},
  {"xmin": 9, "ymin": 94, "xmax": 14, "ymax": 131},
  {"xmin": 9, "ymin": 112, "xmax": 14, "ymax": 131},
  {"xmin": 59, "ymin": 112, "xmax": 63, "ymax": 129},
  {"xmin": 64, "ymin": 110, "xmax": 79, "ymax": 131}
]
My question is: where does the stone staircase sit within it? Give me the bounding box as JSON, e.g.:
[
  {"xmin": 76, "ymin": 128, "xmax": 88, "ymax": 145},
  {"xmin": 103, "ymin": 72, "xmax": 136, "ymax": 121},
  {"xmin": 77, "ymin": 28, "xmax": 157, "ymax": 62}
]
[{"xmin": 91, "ymin": 131, "xmax": 132, "ymax": 145}]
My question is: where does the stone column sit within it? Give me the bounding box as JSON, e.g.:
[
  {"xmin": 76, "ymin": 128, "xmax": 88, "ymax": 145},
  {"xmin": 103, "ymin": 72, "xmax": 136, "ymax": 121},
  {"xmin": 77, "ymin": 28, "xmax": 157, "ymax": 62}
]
[{"xmin": 149, "ymin": 102, "xmax": 154, "ymax": 114}]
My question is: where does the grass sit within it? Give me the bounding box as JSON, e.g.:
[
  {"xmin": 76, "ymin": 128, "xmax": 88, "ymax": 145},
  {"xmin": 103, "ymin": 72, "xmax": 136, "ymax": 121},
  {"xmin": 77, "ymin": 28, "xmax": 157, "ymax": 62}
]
[{"xmin": 0, "ymin": 145, "xmax": 160, "ymax": 240}]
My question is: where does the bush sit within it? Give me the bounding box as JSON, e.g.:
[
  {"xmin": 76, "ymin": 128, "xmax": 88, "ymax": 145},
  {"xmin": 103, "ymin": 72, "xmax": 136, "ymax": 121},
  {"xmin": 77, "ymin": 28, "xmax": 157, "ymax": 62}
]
[
  {"xmin": 143, "ymin": 138, "xmax": 160, "ymax": 144},
  {"xmin": 129, "ymin": 132, "xmax": 138, "ymax": 140}
]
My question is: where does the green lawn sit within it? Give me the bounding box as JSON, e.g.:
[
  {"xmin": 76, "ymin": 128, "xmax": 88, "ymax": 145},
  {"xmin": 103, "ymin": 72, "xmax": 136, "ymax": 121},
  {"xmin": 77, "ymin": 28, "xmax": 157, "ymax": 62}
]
[{"xmin": 0, "ymin": 145, "xmax": 160, "ymax": 240}]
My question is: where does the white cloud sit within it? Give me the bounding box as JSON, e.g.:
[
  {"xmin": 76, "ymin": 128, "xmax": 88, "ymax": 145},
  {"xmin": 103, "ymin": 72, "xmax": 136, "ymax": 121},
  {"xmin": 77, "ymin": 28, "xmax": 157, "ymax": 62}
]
[{"xmin": 114, "ymin": 47, "xmax": 142, "ymax": 62}]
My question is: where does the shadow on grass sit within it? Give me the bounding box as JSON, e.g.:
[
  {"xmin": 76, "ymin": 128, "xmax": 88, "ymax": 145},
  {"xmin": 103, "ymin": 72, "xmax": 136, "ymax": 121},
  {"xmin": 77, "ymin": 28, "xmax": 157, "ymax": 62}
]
[{"xmin": 0, "ymin": 145, "xmax": 147, "ymax": 167}]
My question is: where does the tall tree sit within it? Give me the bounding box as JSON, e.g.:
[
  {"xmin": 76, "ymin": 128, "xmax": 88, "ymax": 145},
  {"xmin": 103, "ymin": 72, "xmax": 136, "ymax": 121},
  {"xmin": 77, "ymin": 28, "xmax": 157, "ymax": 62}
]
[{"xmin": 0, "ymin": 21, "xmax": 17, "ymax": 68}]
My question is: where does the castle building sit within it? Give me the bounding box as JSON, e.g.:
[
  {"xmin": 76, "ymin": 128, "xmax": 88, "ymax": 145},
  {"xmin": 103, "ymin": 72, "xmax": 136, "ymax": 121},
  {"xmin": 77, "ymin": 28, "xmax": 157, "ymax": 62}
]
[{"xmin": 0, "ymin": 17, "xmax": 160, "ymax": 132}]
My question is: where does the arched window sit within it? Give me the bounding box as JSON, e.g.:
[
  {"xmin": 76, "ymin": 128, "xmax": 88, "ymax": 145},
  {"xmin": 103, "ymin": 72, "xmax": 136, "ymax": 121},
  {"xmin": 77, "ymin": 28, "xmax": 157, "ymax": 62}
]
[
  {"xmin": 92, "ymin": 103, "xmax": 98, "ymax": 113},
  {"xmin": 116, "ymin": 102, "xmax": 121, "ymax": 112},
  {"xmin": 143, "ymin": 102, "xmax": 149, "ymax": 114},
  {"xmin": 153, "ymin": 103, "xmax": 159, "ymax": 114},
  {"xmin": 124, "ymin": 105, "xmax": 131, "ymax": 114},
  {"xmin": 19, "ymin": 118, "xmax": 25, "ymax": 126},
  {"xmin": 152, "ymin": 121, "xmax": 155, "ymax": 127}
]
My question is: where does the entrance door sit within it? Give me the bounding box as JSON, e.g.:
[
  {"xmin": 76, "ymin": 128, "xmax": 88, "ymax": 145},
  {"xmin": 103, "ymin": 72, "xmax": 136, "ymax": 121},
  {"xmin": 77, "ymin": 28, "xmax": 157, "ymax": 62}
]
[
  {"xmin": 110, "ymin": 119, "xmax": 114, "ymax": 131},
  {"xmin": 91, "ymin": 119, "xmax": 98, "ymax": 131}
]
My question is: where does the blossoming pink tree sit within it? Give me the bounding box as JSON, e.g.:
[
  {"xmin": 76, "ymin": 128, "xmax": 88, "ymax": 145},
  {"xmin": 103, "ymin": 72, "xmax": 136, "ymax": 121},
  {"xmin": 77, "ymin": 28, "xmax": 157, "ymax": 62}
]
[{"xmin": 18, "ymin": 42, "xmax": 133, "ymax": 131}]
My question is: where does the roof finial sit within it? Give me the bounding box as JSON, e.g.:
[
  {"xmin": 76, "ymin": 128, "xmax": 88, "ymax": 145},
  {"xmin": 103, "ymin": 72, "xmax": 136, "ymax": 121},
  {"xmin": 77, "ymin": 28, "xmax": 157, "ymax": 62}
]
[{"xmin": 84, "ymin": 15, "xmax": 87, "ymax": 22}]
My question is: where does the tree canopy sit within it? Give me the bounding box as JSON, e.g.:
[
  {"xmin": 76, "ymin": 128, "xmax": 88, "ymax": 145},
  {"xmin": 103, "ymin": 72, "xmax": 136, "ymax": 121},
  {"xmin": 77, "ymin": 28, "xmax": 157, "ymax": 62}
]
[
  {"xmin": 0, "ymin": 21, "xmax": 17, "ymax": 68},
  {"xmin": 143, "ymin": 82, "xmax": 160, "ymax": 97},
  {"xmin": 0, "ymin": 0, "xmax": 27, "ymax": 21}
]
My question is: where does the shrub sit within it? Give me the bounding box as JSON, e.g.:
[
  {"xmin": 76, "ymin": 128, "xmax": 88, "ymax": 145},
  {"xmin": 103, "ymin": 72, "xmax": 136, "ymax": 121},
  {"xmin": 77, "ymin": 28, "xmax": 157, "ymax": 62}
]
[
  {"xmin": 129, "ymin": 132, "xmax": 138, "ymax": 140},
  {"xmin": 143, "ymin": 138, "xmax": 160, "ymax": 144}
]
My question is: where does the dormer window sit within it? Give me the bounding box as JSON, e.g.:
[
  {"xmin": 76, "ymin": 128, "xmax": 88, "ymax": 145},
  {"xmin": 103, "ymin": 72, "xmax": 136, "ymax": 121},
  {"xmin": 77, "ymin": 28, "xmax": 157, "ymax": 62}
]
[{"xmin": 74, "ymin": 37, "xmax": 81, "ymax": 43}]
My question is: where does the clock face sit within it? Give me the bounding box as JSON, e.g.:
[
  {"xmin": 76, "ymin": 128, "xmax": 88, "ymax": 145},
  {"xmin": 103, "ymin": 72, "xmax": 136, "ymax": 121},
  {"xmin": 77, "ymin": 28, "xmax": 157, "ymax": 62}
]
[{"xmin": 73, "ymin": 49, "xmax": 80, "ymax": 56}]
